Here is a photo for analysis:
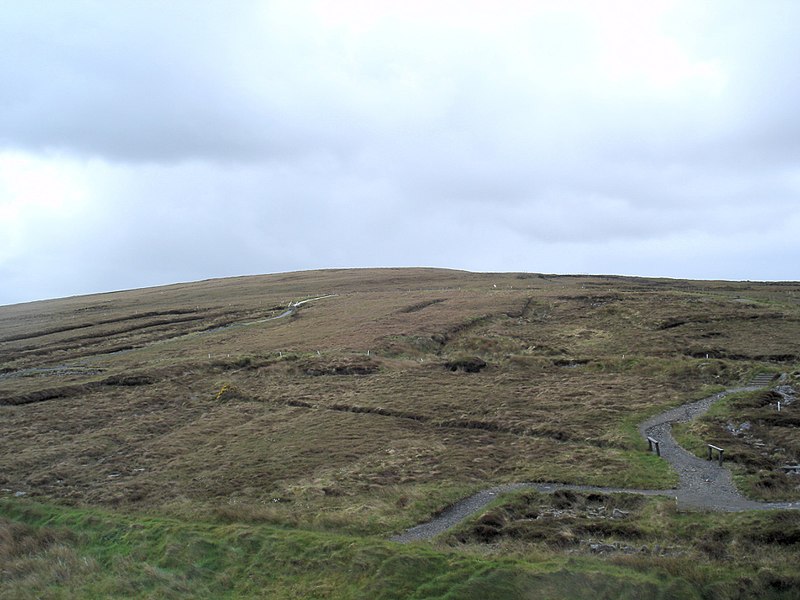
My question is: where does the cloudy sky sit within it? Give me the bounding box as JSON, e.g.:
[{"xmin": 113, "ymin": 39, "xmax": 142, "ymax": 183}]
[{"xmin": 2, "ymin": 0, "xmax": 799, "ymax": 305}]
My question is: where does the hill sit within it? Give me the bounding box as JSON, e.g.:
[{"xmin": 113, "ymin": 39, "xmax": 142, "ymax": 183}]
[{"xmin": 2, "ymin": 268, "xmax": 799, "ymax": 598}]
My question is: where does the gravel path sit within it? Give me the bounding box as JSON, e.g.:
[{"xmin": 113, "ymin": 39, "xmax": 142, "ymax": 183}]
[
  {"xmin": 636, "ymin": 386, "xmax": 792, "ymax": 512},
  {"xmin": 391, "ymin": 382, "xmax": 800, "ymax": 543}
]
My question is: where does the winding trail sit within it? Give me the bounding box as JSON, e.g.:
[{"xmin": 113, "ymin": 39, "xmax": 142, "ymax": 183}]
[{"xmin": 391, "ymin": 381, "xmax": 800, "ymax": 543}]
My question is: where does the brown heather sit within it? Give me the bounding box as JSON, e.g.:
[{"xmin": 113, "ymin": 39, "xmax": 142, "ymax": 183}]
[{"xmin": 1, "ymin": 268, "xmax": 798, "ymax": 534}]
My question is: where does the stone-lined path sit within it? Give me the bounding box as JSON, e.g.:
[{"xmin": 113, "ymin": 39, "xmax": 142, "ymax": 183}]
[{"xmin": 391, "ymin": 376, "xmax": 799, "ymax": 543}]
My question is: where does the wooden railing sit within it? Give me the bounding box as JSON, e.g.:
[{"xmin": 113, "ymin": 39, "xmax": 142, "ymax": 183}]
[{"xmin": 707, "ymin": 444, "xmax": 724, "ymax": 466}]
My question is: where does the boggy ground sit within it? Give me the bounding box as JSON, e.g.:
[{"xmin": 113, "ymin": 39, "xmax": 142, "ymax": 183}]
[
  {"xmin": 1, "ymin": 269, "xmax": 799, "ymax": 530},
  {"xmin": 1, "ymin": 268, "xmax": 800, "ymax": 597},
  {"xmin": 449, "ymin": 487, "xmax": 800, "ymax": 554},
  {"xmin": 441, "ymin": 487, "xmax": 800, "ymax": 598}
]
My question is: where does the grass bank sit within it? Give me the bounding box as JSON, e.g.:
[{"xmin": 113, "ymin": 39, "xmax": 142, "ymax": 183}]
[{"xmin": 0, "ymin": 497, "xmax": 730, "ymax": 599}]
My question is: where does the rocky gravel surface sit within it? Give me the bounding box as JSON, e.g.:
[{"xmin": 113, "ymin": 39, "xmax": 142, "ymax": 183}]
[{"xmin": 390, "ymin": 484, "xmax": 530, "ymax": 543}]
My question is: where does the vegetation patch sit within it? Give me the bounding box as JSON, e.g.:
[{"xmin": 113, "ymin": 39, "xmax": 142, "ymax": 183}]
[
  {"xmin": 214, "ymin": 383, "xmax": 249, "ymax": 402},
  {"xmin": 102, "ymin": 374, "xmax": 155, "ymax": 386},
  {"xmin": 444, "ymin": 356, "xmax": 487, "ymax": 373},
  {"xmin": 298, "ymin": 356, "xmax": 380, "ymax": 376},
  {"xmin": 444, "ymin": 489, "xmax": 800, "ymax": 597},
  {"xmin": 398, "ymin": 298, "xmax": 447, "ymax": 313},
  {"xmin": 451, "ymin": 490, "xmax": 651, "ymax": 549}
]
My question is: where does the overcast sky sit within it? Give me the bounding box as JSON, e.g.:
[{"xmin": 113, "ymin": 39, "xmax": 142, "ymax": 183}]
[{"xmin": 2, "ymin": 1, "xmax": 799, "ymax": 305}]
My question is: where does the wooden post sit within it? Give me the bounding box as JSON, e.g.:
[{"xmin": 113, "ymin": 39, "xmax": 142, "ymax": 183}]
[
  {"xmin": 708, "ymin": 444, "xmax": 724, "ymax": 465},
  {"xmin": 647, "ymin": 437, "xmax": 660, "ymax": 457}
]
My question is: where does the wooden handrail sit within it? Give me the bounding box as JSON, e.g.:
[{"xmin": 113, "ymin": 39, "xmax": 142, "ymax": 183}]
[{"xmin": 707, "ymin": 444, "xmax": 724, "ymax": 466}]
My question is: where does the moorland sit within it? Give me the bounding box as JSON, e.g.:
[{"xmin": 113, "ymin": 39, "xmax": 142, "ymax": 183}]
[{"xmin": 1, "ymin": 268, "xmax": 799, "ymax": 598}]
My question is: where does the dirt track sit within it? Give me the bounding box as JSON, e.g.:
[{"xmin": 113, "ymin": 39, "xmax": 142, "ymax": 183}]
[{"xmin": 391, "ymin": 383, "xmax": 800, "ymax": 543}]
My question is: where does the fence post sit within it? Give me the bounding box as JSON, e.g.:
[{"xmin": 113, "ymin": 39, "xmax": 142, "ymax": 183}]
[
  {"xmin": 647, "ymin": 437, "xmax": 660, "ymax": 457},
  {"xmin": 707, "ymin": 444, "xmax": 724, "ymax": 466}
]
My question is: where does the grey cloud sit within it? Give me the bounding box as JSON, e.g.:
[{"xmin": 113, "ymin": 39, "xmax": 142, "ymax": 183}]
[
  {"xmin": 1, "ymin": 1, "xmax": 800, "ymax": 305},
  {"xmin": 0, "ymin": 2, "xmax": 357, "ymax": 162}
]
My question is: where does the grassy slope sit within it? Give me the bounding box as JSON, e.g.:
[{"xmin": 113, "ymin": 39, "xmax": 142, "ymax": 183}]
[
  {"xmin": 1, "ymin": 268, "xmax": 800, "ymax": 597},
  {"xmin": 4, "ymin": 495, "xmax": 800, "ymax": 599},
  {"xmin": 4, "ymin": 496, "xmax": 792, "ymax": 600}
]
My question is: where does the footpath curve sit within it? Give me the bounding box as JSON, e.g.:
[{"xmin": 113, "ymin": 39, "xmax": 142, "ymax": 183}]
[{"xmin": 391, "ymin": 383, "xmax": 800, "ymax": 543}]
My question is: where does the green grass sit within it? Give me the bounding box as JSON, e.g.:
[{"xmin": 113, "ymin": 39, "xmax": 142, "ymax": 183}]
[
  {"xmin": 0, "ymin": 497, "xmax": 709, "ymax": 599},
  {"xmin": 7, "ymin": 495, "xmax": 798, "ymax": 600},
  {"xmin": 4, "ymin": 495, "xmax": 800, "ymax": 599}
]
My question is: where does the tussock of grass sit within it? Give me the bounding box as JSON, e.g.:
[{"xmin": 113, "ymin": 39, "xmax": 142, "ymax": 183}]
[{"xmin": 0, "ymin": 516, "xmax": 100, "ymax": 597}]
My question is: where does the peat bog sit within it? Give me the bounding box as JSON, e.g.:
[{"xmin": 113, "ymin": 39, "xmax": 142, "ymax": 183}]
[{"xmin": 1, "ymin": 268, "xmax": 799, "ymax": 598}]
